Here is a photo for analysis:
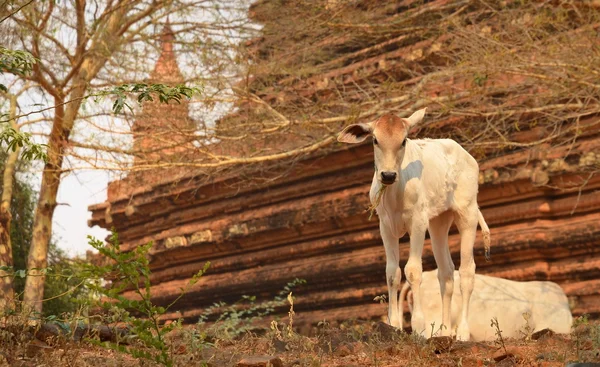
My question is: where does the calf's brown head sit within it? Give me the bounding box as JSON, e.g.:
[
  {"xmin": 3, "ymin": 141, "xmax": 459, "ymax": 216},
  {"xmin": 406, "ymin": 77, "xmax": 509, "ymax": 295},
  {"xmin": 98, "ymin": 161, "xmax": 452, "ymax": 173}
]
[{"xmin": 337, "ymin": 108, "xmax": 426, "ymax": 185}]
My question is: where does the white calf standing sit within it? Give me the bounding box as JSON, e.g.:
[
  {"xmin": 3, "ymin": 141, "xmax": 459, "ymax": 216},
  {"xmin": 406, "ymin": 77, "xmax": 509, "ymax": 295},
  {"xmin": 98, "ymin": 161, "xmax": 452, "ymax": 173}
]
[{"xmin": 337, "ymin": 108, "xmax": 490, "ymax": 341}]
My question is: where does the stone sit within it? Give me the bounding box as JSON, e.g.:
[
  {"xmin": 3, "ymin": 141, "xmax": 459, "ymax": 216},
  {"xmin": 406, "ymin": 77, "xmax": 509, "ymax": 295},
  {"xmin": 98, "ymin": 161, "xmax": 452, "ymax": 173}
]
[
  {"xmin": 104, "ymin": 206, "xmax": 113, "ymax": 225},
  {"xmin": 190, "ymin": 229, "xmax": 213, "ymax": 244},
  {"xmin": 371, "ymin": 321, "xmax": 403, "ymax": 341},
  {"xmin": 531, "ymin": 328, "xmax": 555, "ymax": 340},
  {"xmin": 124, "ymin": 205, "xmax": 136, "ymax": 216},
  {"xmin": 579, "ymin": 152, "xmax": 598, "ymax": 167},
  {"xmin": 227, "ymin": 223, "xmax": 249, "ymax": 238},
  {"xmin": 427, "ymin": 336, "xmax": 453, "ymax": 353},
  {"xmin": 548, "ymin": 159, "xmax": 568, "ymax": 173},
  {"xmin": 492, "ymin": 347, "xmax": 524, "ymax": 363},
  {"xmin": 483, "ymin": 168, "xmax": 499, "ymax": 183},
  {"xmin": 514, "ymin": 168, "xmax": 533, "ymax": 180},
  {"xmin": 531, "ymin": 168, "xmax": 549, "ymax": 186},
  {"xmin": 164, "ymin": 236, "xmax": 187, "ymax": 249}
]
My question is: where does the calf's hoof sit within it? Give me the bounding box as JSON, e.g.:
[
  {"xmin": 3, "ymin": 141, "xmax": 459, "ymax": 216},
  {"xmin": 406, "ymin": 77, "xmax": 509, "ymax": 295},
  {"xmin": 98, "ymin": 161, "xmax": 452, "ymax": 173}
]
[
  {"xmin": 455, "ymin": 323, "xmax": 470, "ymax": 341},
  {"xmin": 411, "ymin": 314, "xmax": 426, "ymax": 336},
  {"xmin": 388, "ymin": 315, "xmax": 402, "ymax": 329}
]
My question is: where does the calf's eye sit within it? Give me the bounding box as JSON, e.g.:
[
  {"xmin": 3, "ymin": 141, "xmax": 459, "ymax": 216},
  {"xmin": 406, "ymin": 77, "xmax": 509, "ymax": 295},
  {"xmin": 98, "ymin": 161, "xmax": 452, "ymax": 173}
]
[
  {"xmin": 401, "ymin": 139, "xmax": 406, "ymax": 147},
  {"xmin": 373, "ymin": 138, "xmax": 378, "ymax": 145}
]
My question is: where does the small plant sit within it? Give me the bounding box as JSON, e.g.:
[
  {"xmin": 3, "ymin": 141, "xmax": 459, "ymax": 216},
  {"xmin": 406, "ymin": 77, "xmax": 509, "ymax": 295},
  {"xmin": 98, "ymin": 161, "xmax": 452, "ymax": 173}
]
[
  {"xmin": 83, "ymin": 231, "xmax": 209, "ymax": 367},
  {"xmin": 373, "ymin": 294, "xmax": 387, "ymax": 304},
  {"xmin": 286, "ymin": 291, "xmax": 295, "ymax": 338},
  {"xmin": 570, "ymin": 314, "xmax": 600, "ymax": 363},
  {"xmin": 269, "ymin": 286, "xmax": 320, "ymax": 356},
  {"xmin": 429, "ymin": 321, "xmax": 446, "ymax": 338},
  {"xmin": 491, "ymin": 317, "xmax": 507, "ymax": 355},
  {"xmin": 572, "ymin": 314, "xmax": 589, "ymax": 362},
  {"xmin": 519, "ymin": 311, "xmax": 534, "ymax": 341},
  {"xmin": 197, "ymin": 278, "xmax": 306, "ymax": 342},
  {"xmin": 271, "ymin": 319, "xmax": 284, "ymax": 341}
]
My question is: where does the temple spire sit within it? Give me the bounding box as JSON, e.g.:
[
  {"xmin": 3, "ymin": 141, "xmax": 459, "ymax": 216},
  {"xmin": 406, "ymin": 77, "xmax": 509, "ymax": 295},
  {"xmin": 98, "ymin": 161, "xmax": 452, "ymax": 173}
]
[
  {"xmin": 149, "ymin": 21, "xmax": 183, "ymax": 85},
  {"xmin": 132, "ymin": 21, "xmax": 193, "ymax": 167}
]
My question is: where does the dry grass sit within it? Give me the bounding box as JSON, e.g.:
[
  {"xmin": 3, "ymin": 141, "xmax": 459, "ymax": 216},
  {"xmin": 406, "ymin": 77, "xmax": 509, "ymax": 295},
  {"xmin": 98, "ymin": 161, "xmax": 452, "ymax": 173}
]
[{"xmin": 1, "ymin": 316, "xmax": 598, "ymax": 367}]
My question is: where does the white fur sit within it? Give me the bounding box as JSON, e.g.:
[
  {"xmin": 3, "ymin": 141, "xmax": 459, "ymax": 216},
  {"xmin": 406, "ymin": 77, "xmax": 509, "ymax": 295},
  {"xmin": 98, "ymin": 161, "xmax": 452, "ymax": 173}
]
[
  {"xmin": 337, "ymin": 108, "xmax": 490, "ymax": 341},
  {"xmin": 401, "ymin": 269, "xmax": 573, "ymax": 340},
  {"xmin": 372, "ymin": 138, "xmax": 487, "ymax": 340}
]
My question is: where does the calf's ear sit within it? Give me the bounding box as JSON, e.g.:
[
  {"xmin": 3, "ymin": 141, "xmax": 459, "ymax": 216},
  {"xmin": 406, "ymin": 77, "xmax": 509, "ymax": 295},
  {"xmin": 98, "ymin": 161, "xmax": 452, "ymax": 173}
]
[
  {"xmin": 404, "ymin": 108, "xmax": 427, "ymax": 129},
  {"xmin": 337, "ymin": 123, "xmax": 372, "ymax": 144}
]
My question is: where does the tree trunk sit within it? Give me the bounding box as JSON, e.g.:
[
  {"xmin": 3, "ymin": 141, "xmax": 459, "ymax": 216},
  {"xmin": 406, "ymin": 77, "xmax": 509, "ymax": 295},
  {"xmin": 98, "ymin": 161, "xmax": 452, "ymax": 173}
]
[
  {"xmin": 0, "ymin": 94, "xmax": 18, "ymax": 312},
  {"xmin": 23, "ymin": 3, "xmax": 129, "ymax": 315},
  {"xmin": 23, "ymin": 99, "xmax": 66, "ymax": 316}
]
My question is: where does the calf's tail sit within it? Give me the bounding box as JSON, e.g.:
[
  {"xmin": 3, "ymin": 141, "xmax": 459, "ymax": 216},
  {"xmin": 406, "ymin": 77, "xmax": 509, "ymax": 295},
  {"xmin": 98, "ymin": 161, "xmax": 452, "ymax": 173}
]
[
  {"xmin": 477, "ymin": 209, "xmax": 491, "ymax": 261},
  {"xmin": 399, "ymin": 281, "xmax": 412, "ymax": 323}
]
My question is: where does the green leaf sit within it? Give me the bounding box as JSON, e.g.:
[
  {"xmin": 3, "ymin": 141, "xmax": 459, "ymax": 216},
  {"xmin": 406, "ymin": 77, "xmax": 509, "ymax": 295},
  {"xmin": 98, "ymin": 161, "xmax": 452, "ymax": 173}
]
[{"xmin": 0, "ymin": 47, "xmax": 36, "ymax": 77}]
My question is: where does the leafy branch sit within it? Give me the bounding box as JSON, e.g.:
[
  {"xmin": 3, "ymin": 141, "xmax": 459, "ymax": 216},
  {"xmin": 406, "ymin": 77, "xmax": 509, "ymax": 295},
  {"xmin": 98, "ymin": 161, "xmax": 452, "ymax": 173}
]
[
  {"xmin": 0, "ymin": 124, "xmax": 47, "ymax": 161},
  {"xmin": 100, "ymin": 83, "xmax": 202, "ymax": 115},
  {"xmin": 0, "ymin": 47, "xmax": 36, "ymax": 92},
  {"xmin": 0, "ymin": 83, "xmax": 202, "ymax": 162}
]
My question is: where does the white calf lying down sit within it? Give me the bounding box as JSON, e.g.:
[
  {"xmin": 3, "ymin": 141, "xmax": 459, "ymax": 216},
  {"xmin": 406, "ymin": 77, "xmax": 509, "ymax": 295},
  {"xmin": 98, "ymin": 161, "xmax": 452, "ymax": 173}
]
[{"xmin": 400, "ymin": 269, "xmax": 573, "ymax": 341}]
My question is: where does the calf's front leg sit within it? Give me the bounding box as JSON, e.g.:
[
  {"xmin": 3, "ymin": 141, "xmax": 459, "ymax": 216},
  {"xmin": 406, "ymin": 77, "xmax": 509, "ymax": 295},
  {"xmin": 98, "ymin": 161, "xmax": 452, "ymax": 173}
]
[
  {"xmin": 404, "ymin": 221, "xmax": 427, "ymax": 337},
  {"xmin": 380, "ymin": 221, "xmax": 402, "ymax": 328}
]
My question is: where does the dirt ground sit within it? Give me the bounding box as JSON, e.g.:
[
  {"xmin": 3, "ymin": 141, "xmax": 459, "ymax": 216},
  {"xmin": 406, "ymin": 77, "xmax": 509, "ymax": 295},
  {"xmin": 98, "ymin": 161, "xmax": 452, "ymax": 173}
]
[{"xmin": 1, "ymin": 319, "xmax": 599, "ymax": 367}]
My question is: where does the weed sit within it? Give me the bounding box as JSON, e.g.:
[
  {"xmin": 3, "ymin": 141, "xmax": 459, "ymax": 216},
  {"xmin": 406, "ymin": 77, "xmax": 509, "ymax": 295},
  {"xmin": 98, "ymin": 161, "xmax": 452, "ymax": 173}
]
[
  {"xmin": 428, "ymin": 321, "xmax": 446, "ymax": 338},
  {"xmin": 491, "ymin": 317, "xmax": 507, "ymax": 355},
  {"xmin": 570, "ymin": 314, "xmax": 600, "ymax": 363},
  {"xmin": 315, "ymin": 319, "xmax": 334, "ymax": 356},
  {"xmin": 341, "ymin": 320, "xmax": 369, "ymax": 342},
  {"xmin": 373, "ymin": 294, "xmax": 387, "ymax": 304},
  {"xmin": 286, "ymin": 291, "xmax": 295, "ymax": 338},
  {"xmin": 519, "ymin": 311, "xmax": 534, "ymax": 341},
  {"xmin": 271, "ymin": 319, "xmax": 283, "ymax": 341},
  {"xmin": 83, "ymin": 232, "xmax": 208, "ymax": 367},
  {"xmin": 572, "ymin": 314, "xmax": 589, "ymax": 362},
  {"xmin": 197, "ymin": 278, "xmax": 306, "ymax": 342}
]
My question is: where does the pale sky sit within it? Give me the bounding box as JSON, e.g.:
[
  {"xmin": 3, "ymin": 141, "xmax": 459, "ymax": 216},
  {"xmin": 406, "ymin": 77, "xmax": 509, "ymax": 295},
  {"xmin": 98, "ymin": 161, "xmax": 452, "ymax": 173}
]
[
  {"xmin": 53, "ymin": 171, "xmax": 111, "ymax": 256},
  {"xmin": 21, "ymin": 167, "xmax": 112, "ymax": 257}
]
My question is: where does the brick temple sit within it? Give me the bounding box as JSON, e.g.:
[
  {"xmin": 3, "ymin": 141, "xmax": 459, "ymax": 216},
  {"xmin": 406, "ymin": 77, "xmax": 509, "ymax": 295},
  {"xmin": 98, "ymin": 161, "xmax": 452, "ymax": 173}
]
[{"xmin": 89, "ymin": 1, "xmax": 600, "ymax": 330}]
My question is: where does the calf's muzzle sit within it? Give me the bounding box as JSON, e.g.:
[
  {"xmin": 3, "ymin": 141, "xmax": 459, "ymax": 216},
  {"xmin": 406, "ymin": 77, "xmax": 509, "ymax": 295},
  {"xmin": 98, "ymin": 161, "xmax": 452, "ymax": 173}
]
[{"xmin": 381, "ymin": 171, "xmax": 397, "ymax": 185}]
